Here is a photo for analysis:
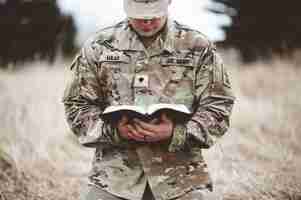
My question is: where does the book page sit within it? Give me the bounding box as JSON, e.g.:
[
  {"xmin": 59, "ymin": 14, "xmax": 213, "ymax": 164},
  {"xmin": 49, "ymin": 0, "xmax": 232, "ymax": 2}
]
[
  {"xmin": 103, "ymin": 105, "xmax": 147, "ymax": 115},
  {"xmin": 147, "ymin": 104, "xmax": 191, "ymax": 115}
]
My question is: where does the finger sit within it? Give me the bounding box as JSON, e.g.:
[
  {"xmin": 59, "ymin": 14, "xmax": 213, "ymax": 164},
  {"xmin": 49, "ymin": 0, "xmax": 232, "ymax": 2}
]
[
  {"xmin": 126, "ymin": 131, "xmax": 138, "ymax": 141},
  {"xmin": 127, "ymin": 131, "xmax": 145, "ymax": 142},
  {"xmin": 134, "ymin": 123, "xmax": 157, "ymax": 138},
  {"xmin": 133, "ymin": 118, "xmax": 159, "ymax": 133},
  {"xmin": 127, "ymin": 125, "xmax": 145, "ymax": 141},
  {"xmin": 118, "ymin": 128, "xmax": 131, "ymax": 140},
  {"xmin": 119, "ymin": 123, "xmax": 135, "ymax": 139},
  {"xmin": 150, "ymin": 118, "xmax": 160, "ymax": 124},
  {"xmin": 121, "ymin": 127, "xmax": 136, "ymax": 141}
]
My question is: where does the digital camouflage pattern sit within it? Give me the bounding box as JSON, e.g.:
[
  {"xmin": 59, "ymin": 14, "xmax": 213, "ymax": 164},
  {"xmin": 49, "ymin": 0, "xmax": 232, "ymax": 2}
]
[{"xmin": 63, "ymin": 18, "xmax": 235, "ymax": 200}]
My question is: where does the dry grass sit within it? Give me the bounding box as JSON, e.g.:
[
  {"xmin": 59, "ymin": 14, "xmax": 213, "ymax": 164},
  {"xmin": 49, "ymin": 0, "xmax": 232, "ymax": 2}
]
[
  {"xmin": 0, "ymin": 60, "xmax": 94, "ymax": 200},
  {"xmin": 0, "ymin": 55, "xmax": 300, "ymax": 199},
  {"xmin": 204, "ymin": 56, "xmax": 301, "ymax": 199}
]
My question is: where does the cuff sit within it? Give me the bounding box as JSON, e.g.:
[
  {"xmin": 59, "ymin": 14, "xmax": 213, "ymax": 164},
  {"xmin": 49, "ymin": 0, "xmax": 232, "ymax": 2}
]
[
  {"xmin": 77, "ymin": 120, "xmax": 129, "ymax": 148},
  {"xmin": 103, "ymin": 123, "xmax": 130, "ymax": 147},
  {"xmin": 78, "ymin": 120, "xmax": 104, "ymax": 147},
  {"xmin": 186, "ymin": 120, "xmax": 211, "ymax": 148},
  {"xmin": 168, "ymin": 124, "xmax": 187, "ymax": 152}
]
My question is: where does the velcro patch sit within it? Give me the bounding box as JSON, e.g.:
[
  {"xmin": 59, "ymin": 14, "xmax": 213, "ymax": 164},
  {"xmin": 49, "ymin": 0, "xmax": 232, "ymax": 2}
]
[
  {"xmin": 222, "ymin": 65, "xmax": 231, "ymax": 88},
  {"xmin": 99, "ymin": 51, "xmax": 130, "ymax": 63},
  {"xmin": 161, "ymin": 57, "xmax": 194, "ymax": 67}
]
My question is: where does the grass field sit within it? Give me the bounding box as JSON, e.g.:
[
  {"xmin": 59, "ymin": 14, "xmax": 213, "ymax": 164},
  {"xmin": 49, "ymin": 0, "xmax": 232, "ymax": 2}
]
[{"xmin": 0, "ymin": 55, "xmax": 300, "ymax": 200}]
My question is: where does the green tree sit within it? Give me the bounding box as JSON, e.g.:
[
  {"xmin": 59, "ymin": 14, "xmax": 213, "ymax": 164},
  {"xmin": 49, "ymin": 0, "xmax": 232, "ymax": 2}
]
[
  {"xmin": 210, "ymin": 0, "xmax": 301, "ymax": 62},
  {"xmin": 0, "ymin": 0, "xmax": 77, "ymax": 68}
]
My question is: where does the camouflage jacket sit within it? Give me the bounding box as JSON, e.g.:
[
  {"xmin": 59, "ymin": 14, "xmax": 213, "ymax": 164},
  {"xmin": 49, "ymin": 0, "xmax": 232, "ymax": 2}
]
[{"xmin": 63, "ymin": 18, "xmax": 235, "ymax": 200}]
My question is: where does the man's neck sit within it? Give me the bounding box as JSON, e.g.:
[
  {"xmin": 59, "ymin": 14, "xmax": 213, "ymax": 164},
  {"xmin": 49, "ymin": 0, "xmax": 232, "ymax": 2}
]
[{"xmin": 139, "ymin": 34, "xmax": 160, "ymax": 49}]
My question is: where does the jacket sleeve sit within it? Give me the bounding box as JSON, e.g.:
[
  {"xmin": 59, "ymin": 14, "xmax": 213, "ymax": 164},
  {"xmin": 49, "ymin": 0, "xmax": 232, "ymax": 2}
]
[
  {"xmin": 169, "ymin": 46, "xmax": 236, "ymax": 152},
  {"xmin": 62, "ymin": 41, "xmax": 127, "ymax": 148}
]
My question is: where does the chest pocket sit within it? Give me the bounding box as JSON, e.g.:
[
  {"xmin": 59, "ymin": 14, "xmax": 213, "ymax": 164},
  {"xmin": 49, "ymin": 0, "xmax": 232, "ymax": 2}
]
[
  {"xmin": 98, "ymin": 51, "xmax": 131, "ymax": 79},
  {"xmin": 160, "ymin": 52, "xmax": 196, "ymax": 106},
  {"xmin": 98, "ymin": 51, "xmax": 133, "ymax": 105}
]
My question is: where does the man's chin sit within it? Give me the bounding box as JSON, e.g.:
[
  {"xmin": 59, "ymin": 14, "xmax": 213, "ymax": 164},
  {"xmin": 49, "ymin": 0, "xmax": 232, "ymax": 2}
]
[{"xmin": 136, "ymin": 29, "xmax": 160, "ymax": 37}]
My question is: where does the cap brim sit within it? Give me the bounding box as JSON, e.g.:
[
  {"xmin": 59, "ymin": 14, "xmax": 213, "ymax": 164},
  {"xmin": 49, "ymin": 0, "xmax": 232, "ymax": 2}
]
[{"xmin": 124, "ymin": 0, "xmax": 169, "ymax": 19}]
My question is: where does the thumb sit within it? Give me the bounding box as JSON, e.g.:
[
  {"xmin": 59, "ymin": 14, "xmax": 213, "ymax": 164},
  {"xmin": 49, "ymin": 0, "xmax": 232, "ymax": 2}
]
[
  {"xmin": 161, "ymin": 113, "xmax": 171, "ymax": 122},
  {"xmin": 119, "ymin": 115, "xmax": 129, "ymax": 125}
]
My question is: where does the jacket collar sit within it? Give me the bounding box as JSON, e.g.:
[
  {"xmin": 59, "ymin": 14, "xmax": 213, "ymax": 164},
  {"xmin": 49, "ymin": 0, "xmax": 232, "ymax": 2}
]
[{"xmin": 115, "ymin": 18, "xmax": 176, "ymax": 55}]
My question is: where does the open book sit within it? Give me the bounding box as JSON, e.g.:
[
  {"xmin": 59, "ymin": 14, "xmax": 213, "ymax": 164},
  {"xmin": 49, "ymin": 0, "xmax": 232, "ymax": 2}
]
[{"xmin": 101, "ymin": 103, "xmax": 192, "ymax": 123}]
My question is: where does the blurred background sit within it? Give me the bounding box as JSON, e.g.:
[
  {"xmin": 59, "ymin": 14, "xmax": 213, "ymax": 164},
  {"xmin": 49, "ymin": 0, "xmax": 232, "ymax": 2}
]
[{"xmin": 0, "ymin": 0, "xmax": 300, "ymax": 200}]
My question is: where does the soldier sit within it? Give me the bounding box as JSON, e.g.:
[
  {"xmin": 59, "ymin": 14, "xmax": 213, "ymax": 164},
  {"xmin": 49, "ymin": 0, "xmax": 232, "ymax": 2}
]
[{"xmin": 62, "ymin": 0, "xmax": 235, "ymax": 199}]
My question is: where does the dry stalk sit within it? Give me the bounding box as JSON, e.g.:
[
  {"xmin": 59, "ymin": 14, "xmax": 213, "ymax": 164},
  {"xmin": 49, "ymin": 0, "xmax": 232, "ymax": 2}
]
[{"xmin": 0, "ymin": 191, "xmax": 6, "ymax": 200}]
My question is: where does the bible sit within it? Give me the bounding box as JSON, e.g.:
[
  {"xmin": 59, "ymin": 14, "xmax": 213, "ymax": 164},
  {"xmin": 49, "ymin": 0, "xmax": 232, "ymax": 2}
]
[{"xmin": 101, "ymin": 103, "xmax": 192, "ymax": 123}]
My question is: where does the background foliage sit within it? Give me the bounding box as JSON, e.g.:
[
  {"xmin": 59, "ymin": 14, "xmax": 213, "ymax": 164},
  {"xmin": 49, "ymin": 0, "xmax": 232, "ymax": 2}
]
[
  {"xmin": 0, "ymin": 0, "xmax": 77, "ymax": 67},
  {"xmin": 210, "ymin": 0, "xmax": 301, "ymax": 62}
]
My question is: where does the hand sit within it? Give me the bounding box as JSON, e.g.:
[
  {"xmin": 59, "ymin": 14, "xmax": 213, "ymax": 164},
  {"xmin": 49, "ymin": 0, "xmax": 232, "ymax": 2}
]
[
  {"xmin": 132, "ymin": 113, "xmax": 174, "ymax": 143},
  {"xmin": 116, "ymin": 115, "xmax": 158, "ymax": 142},
  {"xmin": 117, "ymin": 115, "xmax": 142, "ymax": 141}
]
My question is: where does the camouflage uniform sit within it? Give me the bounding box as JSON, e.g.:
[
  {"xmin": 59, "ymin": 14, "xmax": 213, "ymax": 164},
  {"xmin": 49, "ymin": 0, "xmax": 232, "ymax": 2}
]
[{"xmin": 63, "ymin": 18, "xmax": 235, "ymax": 200}]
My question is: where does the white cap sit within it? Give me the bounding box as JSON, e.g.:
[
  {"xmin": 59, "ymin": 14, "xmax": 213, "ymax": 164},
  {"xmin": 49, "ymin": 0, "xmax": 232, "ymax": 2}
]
[{"xmin": 124, "ymin": 0, "xmax": 170, "ymax": 19}]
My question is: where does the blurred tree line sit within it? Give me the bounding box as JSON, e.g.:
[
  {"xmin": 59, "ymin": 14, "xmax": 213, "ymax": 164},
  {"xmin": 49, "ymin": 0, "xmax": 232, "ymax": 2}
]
[
  {"xmin": 0, "ymin": 0, "xmax": 77, "ymax": 68},
  {"xmin": 210, "ymin": 0, "xmax": 301, "ymax": 62}
]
